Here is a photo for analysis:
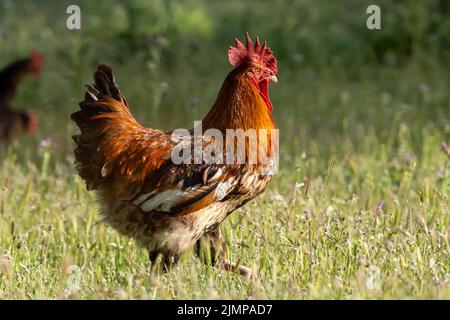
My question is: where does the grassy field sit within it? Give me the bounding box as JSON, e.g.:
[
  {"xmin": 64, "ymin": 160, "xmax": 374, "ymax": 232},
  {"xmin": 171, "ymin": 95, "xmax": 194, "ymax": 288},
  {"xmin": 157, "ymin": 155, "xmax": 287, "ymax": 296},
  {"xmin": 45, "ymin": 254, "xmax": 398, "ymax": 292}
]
[{"xmin": 0, "ymin": 0, "xmax": 449, "ymax": 299}]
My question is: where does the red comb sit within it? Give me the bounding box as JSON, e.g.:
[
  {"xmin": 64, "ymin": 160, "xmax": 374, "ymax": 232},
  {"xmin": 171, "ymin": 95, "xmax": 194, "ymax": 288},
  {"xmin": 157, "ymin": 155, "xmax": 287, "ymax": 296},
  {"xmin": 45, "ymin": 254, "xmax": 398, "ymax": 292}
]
[
  {"xmin": 228, "ymin": 32, "xmax": 277, "ymax": 74},
  {"xmin": 28, "ymin": 50, "xmax": 44, "ymax": 75}
]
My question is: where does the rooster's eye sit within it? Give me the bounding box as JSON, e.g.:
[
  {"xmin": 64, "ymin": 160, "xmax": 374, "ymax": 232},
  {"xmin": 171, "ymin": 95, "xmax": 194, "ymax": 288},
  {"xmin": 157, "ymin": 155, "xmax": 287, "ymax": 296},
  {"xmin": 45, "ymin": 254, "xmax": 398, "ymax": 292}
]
[{"xmin": 248, "ymin": 68, "xmax": 262, "ymax": 80}]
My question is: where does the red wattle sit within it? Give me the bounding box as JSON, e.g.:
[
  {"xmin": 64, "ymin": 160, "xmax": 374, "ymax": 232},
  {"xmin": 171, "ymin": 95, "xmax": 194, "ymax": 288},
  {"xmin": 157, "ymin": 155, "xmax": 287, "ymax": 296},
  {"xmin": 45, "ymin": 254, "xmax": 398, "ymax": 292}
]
[{"xmin": 258, "ymin": 78, "xmax": 272, "ymax": 111}]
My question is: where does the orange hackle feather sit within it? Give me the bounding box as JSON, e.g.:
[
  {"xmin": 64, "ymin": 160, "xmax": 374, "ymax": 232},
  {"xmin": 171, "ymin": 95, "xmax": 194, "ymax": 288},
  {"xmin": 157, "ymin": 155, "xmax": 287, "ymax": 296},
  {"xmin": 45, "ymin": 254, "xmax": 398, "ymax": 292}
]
[{"xmin": 201, "ymin": 61, "xmax": 276, "ymax": 161}]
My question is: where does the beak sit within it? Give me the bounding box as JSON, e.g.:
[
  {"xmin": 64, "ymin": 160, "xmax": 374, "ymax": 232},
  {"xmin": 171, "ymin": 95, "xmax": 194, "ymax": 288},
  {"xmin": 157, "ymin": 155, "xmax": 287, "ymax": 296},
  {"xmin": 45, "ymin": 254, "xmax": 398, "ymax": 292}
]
[{"xmin": 269, "ymin": 75, "xmax": 278, "ymax": 83}]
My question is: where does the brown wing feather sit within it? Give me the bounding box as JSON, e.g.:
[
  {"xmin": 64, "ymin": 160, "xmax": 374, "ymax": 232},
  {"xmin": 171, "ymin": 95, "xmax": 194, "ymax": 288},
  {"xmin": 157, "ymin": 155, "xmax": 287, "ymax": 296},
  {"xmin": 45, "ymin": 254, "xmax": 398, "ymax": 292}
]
[{"xmin": 71, "ymin": 64, "xmax": 173, "ymax": 190}]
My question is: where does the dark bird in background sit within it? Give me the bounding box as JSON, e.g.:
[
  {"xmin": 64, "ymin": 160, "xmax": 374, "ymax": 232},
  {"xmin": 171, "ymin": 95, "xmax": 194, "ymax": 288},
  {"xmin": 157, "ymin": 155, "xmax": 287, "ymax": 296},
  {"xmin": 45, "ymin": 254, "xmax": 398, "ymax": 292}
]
[
  {"xmin": 71, "ymin": 34, "xmax": 278, "ymax": 278},
  {"xmin": 0, "ymin": 51, "xmax": 44, "ymax": 152}
]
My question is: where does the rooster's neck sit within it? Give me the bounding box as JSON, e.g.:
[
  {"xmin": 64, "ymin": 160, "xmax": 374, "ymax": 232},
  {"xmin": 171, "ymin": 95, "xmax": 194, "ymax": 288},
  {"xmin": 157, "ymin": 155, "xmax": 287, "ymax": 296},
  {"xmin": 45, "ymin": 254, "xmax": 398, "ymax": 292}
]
[{"xmin": 201, "ymin": 65, "xmax": 275, "ymax": 132}]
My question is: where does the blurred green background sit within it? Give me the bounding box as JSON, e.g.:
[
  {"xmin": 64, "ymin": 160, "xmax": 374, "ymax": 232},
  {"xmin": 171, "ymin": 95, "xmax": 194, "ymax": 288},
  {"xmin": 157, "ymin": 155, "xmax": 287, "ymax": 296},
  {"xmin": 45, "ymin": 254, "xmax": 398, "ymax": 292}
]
[{"xmin": 0, "ymin": 0, "xmax": 449, "ymax": 170}]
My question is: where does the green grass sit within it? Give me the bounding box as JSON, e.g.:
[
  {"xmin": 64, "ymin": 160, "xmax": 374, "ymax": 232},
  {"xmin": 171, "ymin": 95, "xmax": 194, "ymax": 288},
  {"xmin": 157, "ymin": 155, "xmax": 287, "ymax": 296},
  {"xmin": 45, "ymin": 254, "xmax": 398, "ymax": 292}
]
[
  {"xmin": 0, "ymin": 123, "xmax": 448, "ymax": 299},
  {"xmin": 0, "ymin": 0, "xmax": 449, "ymax": 299}
]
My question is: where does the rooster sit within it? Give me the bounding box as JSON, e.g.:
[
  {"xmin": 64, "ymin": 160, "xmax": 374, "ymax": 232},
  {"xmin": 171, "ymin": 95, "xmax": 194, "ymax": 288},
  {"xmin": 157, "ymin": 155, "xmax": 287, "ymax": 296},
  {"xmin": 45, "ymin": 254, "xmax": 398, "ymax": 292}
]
[
  {"xmin": 71, "ymin": 33, "xmax": 278, "ymax": 277},
  {"xmin": 0, "ymin": 51, "xmax": 43, "ymax": 152}
]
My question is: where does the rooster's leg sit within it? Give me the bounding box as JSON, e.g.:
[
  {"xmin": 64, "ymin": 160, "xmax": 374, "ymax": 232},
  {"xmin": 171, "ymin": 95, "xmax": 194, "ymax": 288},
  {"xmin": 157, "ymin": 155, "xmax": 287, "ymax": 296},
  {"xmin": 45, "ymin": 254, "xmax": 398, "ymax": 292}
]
[{"xmin": 195, "ymin": 228, "xmax": 253, "ymax": 279}]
